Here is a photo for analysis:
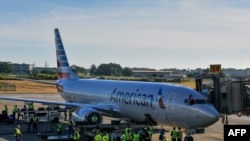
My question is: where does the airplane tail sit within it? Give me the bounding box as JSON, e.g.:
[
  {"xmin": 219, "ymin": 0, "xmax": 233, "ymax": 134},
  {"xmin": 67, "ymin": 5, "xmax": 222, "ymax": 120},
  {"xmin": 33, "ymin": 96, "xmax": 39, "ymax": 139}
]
[{"xmin": 54, "ymin": 28, "xmax": 79, "ymax": 80}]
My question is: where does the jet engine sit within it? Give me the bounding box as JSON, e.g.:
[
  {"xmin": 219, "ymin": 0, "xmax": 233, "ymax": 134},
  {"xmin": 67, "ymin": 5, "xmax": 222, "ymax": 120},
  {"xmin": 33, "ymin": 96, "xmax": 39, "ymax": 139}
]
[{"xmin": 72, "ymin": 108, "xmax": 103, "ymax": 125}]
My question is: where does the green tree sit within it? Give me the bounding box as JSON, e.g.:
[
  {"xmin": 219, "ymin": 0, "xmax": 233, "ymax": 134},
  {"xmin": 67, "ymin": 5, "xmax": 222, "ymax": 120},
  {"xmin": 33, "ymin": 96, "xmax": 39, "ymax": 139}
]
[
  {"xmin": 0, "ymin": 61, "xmax": 12, "ymax": 73},
  {"xmin": 71, "ymin": 65, "xmax": 86, "ymax": 74},
  {"xmin": 96, "ymin": 63, "xmax": 123, "ymax": 76},
  {"xmin": 90, "ymin": 64, "xmax": 97, "ymax": 75},
  {"xmin": 122, "ymin": 67, "xmax": 133, "ymax": 76}
]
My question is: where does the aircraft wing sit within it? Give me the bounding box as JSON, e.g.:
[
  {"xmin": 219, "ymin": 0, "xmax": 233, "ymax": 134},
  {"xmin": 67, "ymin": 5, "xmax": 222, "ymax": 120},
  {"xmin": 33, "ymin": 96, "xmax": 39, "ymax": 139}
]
[{"xmin": 0, "ymin": 96, "xmax": 120, "ymax": 115}]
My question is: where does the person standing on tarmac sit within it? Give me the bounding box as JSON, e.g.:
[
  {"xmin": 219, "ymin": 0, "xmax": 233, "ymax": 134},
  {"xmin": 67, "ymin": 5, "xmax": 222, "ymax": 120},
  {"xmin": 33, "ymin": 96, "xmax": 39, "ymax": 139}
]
[
  {"xmin": 170, "ymin": 127, "xmax": 178, "ymax": 141},
  {"xmin": 159, "ymin": 128, "xmax": 165, "ymax": 141},
  {"xmin": 184, "ymin": 134, "xmax": 193, "ymax": 141},
  {"xmin": 110, "ymin": 130, "xmax": 116, "ymax": 141},
  {"xmin": 12, "ymin": 105, "xmax": 18, "ymax": 120},
  {"xmin": 32, "ymin": 113, "xmax": 39, "ymax": 132},
  {"xmin": 133, "ymin": 130, "xmax": 140, "ymax": 141},
  {"xmin": 94, "ymin": 131, "xmax": 103, "ymax": 141},
  {"xmin": 57, "ymin": 121, "xmax": 63, "ymax": 135},
  {"xmin": 73, "ymin": 128, "xmax": 80, "ymax": 141},
  {"xmin": 14, "ymin": 124, "xmax": 22, "ymax": 141},
  {"xmin": 102, "ymin": 131, "xmax": 110, "ymax": 141},
  {"xmin": 177, "ymin": 127, "xmax": 183, "ymax": 141},
  {"xmin": 68, "ymin": 118, "xmax": 74, "ymax": 138},
  {"xmin": 120, "ymin": 131, "xmax": 127, "ymax": 141},
  {"xmin": 28, "ymin": 103, "xmax": 34, "ymax": 111},
  {"xmin": 4, "ymin": 105, "xmax": 8, "ymax": 115}
]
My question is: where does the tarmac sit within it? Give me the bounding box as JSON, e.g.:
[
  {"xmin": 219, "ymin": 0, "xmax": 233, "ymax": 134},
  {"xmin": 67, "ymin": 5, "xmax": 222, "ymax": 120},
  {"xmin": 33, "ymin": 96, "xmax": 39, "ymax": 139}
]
[{"xmin": 0, "ymin": 93, "xmax": 249, "ymax": 141}]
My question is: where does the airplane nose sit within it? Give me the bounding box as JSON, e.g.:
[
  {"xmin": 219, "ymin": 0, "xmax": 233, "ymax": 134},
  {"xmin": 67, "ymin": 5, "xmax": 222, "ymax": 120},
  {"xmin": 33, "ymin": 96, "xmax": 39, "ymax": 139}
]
[{"xmin": 203, "ymin": 107, "xmax": 220, "ymax": 126}]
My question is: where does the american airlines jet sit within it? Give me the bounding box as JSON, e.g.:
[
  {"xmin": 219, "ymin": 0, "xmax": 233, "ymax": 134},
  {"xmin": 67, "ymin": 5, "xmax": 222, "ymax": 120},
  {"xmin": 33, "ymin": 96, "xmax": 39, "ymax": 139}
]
[{"xmin": 0, "ymin": 28, "xmax": 219, "ymax": 139}]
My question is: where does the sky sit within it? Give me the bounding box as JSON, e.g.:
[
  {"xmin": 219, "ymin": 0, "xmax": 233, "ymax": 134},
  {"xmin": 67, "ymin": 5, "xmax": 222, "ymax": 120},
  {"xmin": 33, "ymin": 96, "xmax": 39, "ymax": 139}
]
[{"xmin": 1, "ymin": 0, "xmax": 250, "ymax": 70}]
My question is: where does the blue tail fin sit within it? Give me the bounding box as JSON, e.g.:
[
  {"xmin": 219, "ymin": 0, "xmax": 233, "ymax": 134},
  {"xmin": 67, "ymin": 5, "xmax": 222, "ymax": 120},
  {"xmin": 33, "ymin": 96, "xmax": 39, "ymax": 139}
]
[{"xmin": 54, "ymin": 28, "xmax": 79, "ymax": 79}]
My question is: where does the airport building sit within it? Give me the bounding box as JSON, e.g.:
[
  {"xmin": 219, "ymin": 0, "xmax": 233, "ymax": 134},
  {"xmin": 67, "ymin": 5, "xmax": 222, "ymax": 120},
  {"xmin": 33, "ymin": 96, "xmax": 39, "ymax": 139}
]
[
  {"xmin": 12, "ymin": 63, "xmax": 34, "ymax": 75},
  {"xmin": 11, "ymin": 63, "xmax": 57, "ymax": 75}
]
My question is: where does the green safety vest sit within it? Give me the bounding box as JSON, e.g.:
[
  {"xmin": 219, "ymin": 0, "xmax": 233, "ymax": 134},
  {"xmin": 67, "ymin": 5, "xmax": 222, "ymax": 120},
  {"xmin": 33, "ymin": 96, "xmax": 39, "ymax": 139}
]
[
  {"xmin": 127, "ymin": 132, "xmax": 133, "ymax": 140},
  {"xmin": 14, "ymin": 128, "xmax": 21, "ymax": 136},
  {"xmin": 32, "ymin": 116, "xmax": 38, "ymax": 123},
  {"xmin": 163, "ymin": 136, "xmax": 169, "ymax": 141},
  {"xmin": 103, "ymin": 134, "xmax": 109, "ymax": 141},
  {"xmin": 121, "ymin": 133, "xmax": 127, "ymax": 141},
  {"xmin": 177, "ymin": 130, "xmax": 182, "ymax": 139},
  {"xmin": 13, "ymin": 106, "xmax": 17, "ymax": 112},
  {"xmin": 73, "ymin": 131, "xmax": 80, "ymax": 140},
  {"xmin": 171, "ymin": 130, "xmax": 178, "ymax": 138},
  {"xmin": 57, "ymin": 123, "xmax": 62, "ymax": 131},
  {"xmin": 133, "ymin": 133, "xmax": 140, "ymax": 141},
  {"xmin": 146, "ymin": 130, "xmax": 153, "ymax": 140},
  {"xmin": 29, "ymin": 104, "xmax": 34, "ymax": 109},
  {"xmin": 94, "ymin": 134, "xmax": 102, "ymax": 141}
]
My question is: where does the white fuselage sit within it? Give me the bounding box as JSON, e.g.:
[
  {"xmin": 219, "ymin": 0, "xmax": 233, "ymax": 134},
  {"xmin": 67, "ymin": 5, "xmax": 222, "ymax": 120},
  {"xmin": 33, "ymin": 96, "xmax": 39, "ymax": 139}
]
[{"xmin": 57, "ymin": 78, "xmax": 219, "ymax": 129}]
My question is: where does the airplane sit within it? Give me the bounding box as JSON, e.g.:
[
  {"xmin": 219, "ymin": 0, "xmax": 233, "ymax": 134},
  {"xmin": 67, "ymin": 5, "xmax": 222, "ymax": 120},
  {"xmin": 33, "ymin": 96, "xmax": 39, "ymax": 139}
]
[{"xmin": 0, "ymin": 28, "xmax": 219, "ymax": 139}]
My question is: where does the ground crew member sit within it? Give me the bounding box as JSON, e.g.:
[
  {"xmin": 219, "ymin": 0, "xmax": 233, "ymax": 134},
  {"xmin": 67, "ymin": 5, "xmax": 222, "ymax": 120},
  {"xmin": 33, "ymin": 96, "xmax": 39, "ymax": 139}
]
[
  {"xmin": 146, "ymin": 127, "xmax": 153, "ymax": 141},
  {"xmin": 163, "ymin": 136, "xmax": 169, "ymax": 141},
  {"xmin": 14, "ymin": 124, "xmax": 22, "ymax": 141},
  {"xmin": 91, "ymin": 114, "xmax": 98, "ymax": 124},
  {"xmin": 69, "ymin": 109, "xmax": 73, "ymax": 119},
  {"xmin": 184, "ymin": 134, "xmax": 193, "ymax": 141},
  {"xmin": 64, "ymin": 110, "xmax": 67, "ymax": 121},
  {"xmin": 102, "ymin": 131, "xmax": 109, "ymax": 141},
  {"xmin": 27, "ymin": 116, "xmax": 32, "ymax": 133},
  {"xmin": 32, "ymin": 113, "xmax": 38, "ymax": 132},
  {"xmin": 148, "ymin": 124, "xmax": 153, "ymax": 133},
  {"xmin": 17, "ymin": 109, "xmax": 23, "ymax": 122},
  {"xmin": 120, "ymin": 131, "xmax": 127, "ymax": 141},
  {"xmin": 126, "ymin": 128, "xmax": 133, "ymax": 141},
  {"xmin": 4, "ymin": 105, "xmax": 8, "ymax": 115},
  {"xmin": 133, "ymin": 130, "xmax": 140, "ymax": 141},
  {"xmin": 94, "ymin": 131, "xmax": 102, "ymax": 141},
  {"xmin": 73, "ymin": 128, "xmax": 80, "ymax": 141},
  {"xmin": 28, "ymin": 103, "xmax": 34, "ymax": 111},
  {"xmin": 12, "ymin": 105, "xmax": 18, "ymax": 120},
  {"xmin": 68, "ymin": 118, "xmax": 74, "ymax": 138},
  {"xmin": 159, "ymin": 129, "xmax": 165, "ymax": 141},
  {"xmin": 170, "ymin": 127, "xmax": 178, "ymax": 141},
  {"xmin": 177, "ymin": 127, "xmax": 182, "ymax": 141},
  {"xmin": 57, "ymin": 121, "xmax": 63, "ymax": 135},
  {"xmin": 110, "ymin": 131, "xmax": 116, "ymax": 141}
]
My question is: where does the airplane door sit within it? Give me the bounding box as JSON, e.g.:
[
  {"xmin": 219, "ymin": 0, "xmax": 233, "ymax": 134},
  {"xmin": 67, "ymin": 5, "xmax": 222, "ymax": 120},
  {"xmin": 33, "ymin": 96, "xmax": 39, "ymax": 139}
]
[
  {"xmin": 167, "ymin": 93, "xmax": 177, "ymax": 113},
  {"xmin": 164, "ymin": 93, "xmax": 176, "ymax": 123}
]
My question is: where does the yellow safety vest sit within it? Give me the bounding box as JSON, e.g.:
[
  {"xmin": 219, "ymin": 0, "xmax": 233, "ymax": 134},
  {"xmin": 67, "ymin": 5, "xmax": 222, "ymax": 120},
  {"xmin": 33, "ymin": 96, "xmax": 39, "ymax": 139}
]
[
  {"xmin": 13, "ymin": 106, "xmax": 17, "ymax": 112},
  {"xmin": 103, "ymin": 134, "xmax": 109, "ymax": 141},
  {"xmin": 14, "ymin": 128, "xmax": 21, "ymax": 136},
  {"xmin": 121, "ymin": 133, "xmax": 127, "ymax": 141},
  {"xmin": 57, "ymin": 123, "xmax": 62, "ymax": 131},
  {"xmin": 177, "ymin": 130, "xmax": 182, "ymax": 139},
  {"xmin": 94, "ymin": 134, "xmax": 102, "ymax": 141},
  {"xmin": 73, "ymin": 131, "xmax": 80, "ymax": 140},
  {"xmin": 29, "ymin": 104, "xmax": 34, "ymax": 109},
  {"xmin": 32, "ymin": 116, "xmax": 38, "ymax": 123},
  {"xmin": 133, "ymin": 133, "xmax": 140, "ymax": 141},
  {"xmin": 171, "ymin": 130, "xmax": 178, "ymax": 138}
]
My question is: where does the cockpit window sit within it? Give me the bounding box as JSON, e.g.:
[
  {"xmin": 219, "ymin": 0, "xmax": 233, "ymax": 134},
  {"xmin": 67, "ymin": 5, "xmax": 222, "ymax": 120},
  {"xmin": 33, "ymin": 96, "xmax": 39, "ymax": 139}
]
[
  {"xmin": 184, "ymin": 99, "xmax": 195, "ymax": 105},
  {"xmin": 195, "ymin": 99, "xmax": 206, "ymax": 104},
  {"xmin": 184, "ymin": 99, "xmax": 206, "ymax": 105}
]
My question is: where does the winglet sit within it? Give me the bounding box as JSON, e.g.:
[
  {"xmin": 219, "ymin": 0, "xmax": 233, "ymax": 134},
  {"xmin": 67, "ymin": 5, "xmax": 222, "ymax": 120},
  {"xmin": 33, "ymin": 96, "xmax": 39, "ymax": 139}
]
[{"xmin": 54, "ymin": 28, "xmax": 79, "ymax": 79}]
